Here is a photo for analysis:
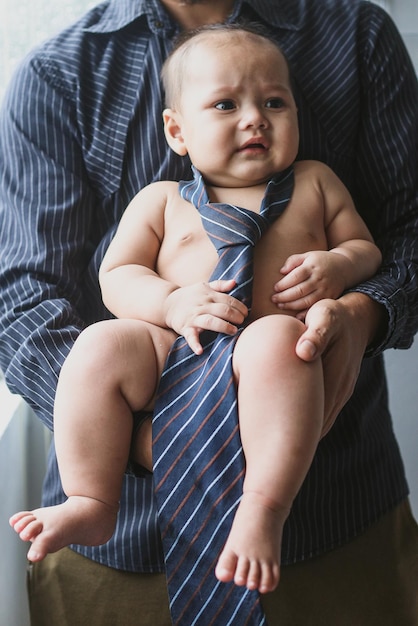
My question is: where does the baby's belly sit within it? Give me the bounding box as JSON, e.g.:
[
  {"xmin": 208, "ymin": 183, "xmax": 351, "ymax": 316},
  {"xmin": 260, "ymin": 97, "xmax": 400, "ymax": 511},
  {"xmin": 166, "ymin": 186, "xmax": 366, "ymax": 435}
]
[{"xmin": 250, "ymin": 231, "xmax": 328, "ymax": 319}]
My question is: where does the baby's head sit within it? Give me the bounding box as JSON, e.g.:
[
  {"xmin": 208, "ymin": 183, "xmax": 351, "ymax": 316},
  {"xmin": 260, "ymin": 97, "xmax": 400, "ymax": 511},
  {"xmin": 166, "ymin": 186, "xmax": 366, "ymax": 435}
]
[
  {"xmin": 162, "ymin": 22, "xmax": 293, "ymax": 110},
  {"xmin": 162, "ymin": 22, "xmax": 299, "ymax": 187}
]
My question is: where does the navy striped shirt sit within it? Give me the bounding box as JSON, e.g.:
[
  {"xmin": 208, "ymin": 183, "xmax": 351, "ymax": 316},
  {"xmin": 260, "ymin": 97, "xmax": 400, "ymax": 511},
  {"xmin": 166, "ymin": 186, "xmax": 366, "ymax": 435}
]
[{"xmin": 0, "ymin": 0, "xmax": 417, "ymax": 572}]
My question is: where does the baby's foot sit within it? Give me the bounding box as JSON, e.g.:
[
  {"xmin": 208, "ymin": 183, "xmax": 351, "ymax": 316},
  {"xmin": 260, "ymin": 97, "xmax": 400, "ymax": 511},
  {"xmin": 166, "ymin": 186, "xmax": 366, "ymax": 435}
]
[
  {"xmin": 9, "ymin": 495, "xmax": 119, "ymax": 562},
  {"xmin": 214, "ymin": 491, "xmax": 290, "ymax": 593}
]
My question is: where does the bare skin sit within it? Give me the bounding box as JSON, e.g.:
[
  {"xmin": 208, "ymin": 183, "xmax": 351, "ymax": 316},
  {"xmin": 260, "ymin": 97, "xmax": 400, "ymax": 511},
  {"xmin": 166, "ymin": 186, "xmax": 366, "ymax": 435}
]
[{"xmin": 10, "ymin": 30, "xmax": 382, "ymax": 593}]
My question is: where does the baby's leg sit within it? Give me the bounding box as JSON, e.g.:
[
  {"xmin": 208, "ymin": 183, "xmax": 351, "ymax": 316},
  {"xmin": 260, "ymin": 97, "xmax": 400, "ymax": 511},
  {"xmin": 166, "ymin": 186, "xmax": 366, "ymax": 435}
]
[
  {"xmin": 215, "ymin": 315, "xmax": 324, "ymax": 593},
  {"xmin": 10, "ymin": 319, "xmax": 175, "ymax": 561}
]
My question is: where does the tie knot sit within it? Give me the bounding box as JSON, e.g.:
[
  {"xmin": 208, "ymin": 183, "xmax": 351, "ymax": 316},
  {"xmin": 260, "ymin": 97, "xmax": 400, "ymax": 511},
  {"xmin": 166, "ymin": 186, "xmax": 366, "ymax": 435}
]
[{"xmin": 179, "ymin": 166, "xmax": 294, "ymax": 254}]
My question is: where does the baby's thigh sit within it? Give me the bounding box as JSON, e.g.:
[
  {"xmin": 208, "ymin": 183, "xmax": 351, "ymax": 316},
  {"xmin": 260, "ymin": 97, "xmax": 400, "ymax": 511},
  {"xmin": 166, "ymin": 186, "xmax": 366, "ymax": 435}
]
[
  {"xmin": 69, "ymin": 318, "xmax": 176, "ymax": 384},
  {"xmin": 106, "ymin": 319, "xmax": 177, "ymax": 410}
]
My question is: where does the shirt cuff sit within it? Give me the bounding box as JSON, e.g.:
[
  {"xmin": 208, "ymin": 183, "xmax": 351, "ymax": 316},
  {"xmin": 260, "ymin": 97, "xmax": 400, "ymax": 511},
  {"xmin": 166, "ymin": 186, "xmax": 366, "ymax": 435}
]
[{"xmin": 347, "ymin": 273, "xmax": 411, "ymax": 357}]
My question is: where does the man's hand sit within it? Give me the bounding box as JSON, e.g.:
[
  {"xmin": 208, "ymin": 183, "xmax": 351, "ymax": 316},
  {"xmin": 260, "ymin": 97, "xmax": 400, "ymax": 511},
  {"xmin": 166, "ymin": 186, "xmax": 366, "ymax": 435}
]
[
  {"xmin": 295, "ymin": 293, "xmax": 387, "ymax": 436},
  {"xmin": 164, "ymin": 279, "xmax": 248, "ymax": 354}
]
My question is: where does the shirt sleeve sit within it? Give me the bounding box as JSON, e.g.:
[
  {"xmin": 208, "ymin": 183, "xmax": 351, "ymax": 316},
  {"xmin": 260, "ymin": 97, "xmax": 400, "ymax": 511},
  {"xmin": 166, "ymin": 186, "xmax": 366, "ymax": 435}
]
[
  {"xmin": 0, "ymin": 56, "xmax": 97, "ymax": 429},
  {"xmin": 350, "ymin": 6, "xmax": 418, "ymax": 355}
]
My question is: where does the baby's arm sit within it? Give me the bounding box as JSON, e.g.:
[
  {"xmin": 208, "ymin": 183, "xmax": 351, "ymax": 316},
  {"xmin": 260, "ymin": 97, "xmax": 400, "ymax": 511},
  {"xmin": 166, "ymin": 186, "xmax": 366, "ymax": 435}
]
[
  {"xmin": 274, "ymin": 162, "xmax": 382, "ymax": 317},
  {"xmin": 99, "ymin": 182, "xmax": 247, "ymax": 353}
]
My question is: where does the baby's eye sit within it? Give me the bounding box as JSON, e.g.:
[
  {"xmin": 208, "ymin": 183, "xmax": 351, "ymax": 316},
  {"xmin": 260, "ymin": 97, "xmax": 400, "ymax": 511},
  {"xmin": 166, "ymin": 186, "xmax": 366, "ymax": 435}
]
[
  {"xmin": 214, "ymin": 100, "xmax": 236, "ymax": 111},
  {"xmin": 265, "ymin": 98, "xmax": 285, "ymax": 109}
]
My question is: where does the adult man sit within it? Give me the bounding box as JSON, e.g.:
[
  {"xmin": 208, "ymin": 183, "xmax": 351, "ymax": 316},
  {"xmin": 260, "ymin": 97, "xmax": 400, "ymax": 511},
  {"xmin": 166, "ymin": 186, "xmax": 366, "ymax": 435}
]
[{"xmin": 1, "ymin": 1, "xmax": 417, "ymax": 624}]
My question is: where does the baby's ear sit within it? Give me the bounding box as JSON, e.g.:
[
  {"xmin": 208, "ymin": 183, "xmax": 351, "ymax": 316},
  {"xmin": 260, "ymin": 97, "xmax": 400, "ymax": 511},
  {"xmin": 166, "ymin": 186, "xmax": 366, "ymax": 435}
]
[{"xmin": 163, "ymin": 108, "xmax": 188, "ymax": 156}]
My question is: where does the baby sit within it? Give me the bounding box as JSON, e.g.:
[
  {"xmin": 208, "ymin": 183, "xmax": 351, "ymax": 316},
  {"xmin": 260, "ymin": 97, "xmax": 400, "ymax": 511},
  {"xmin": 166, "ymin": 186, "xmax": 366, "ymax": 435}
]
[{"xmin": 11, "ymin": 23, "xmax": 381, "ymax": 594}]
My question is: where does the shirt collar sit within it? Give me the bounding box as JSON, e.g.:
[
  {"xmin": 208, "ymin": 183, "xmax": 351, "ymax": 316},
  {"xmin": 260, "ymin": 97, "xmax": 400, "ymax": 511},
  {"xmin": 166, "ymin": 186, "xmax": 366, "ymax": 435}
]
[{"xmin": 85, "ymin": 0, "xmax": 303, "ymax": 36}]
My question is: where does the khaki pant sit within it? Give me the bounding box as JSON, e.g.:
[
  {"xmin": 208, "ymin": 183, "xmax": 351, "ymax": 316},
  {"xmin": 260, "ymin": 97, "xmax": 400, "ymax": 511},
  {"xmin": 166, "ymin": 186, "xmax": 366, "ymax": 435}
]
[{"xmin": 28, "ymin": 500, "xmax": 418, "ymax": 626}]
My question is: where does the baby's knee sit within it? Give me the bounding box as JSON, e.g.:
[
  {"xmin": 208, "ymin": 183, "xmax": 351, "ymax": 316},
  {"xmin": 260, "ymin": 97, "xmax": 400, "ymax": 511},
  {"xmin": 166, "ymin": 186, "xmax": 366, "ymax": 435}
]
[
  {"xmin": 74, "ymin": 320, "xmax": 117, "ymax": 355},
  {"xmin": 234, "ymin": 315, "xmax": 305, "ymax": 370},
  {"xmin": 61, "ymin": 320, "xmax": 122, "ymax": 380},
  {"xmin": 246, "ymin": 315, "xmax": 304, "ymax": 349}
]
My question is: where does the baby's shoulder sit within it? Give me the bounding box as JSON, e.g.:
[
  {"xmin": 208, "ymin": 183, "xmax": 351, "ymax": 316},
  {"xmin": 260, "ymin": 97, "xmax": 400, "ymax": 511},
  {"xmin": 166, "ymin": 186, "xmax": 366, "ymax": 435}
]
[
  {"xmin": 141, "ymin": 179, "xmax": 179, "ymax": 197},
  {"xmin": 293, "ymin": 159, "xmax": 333, "ymax": 180},
  {"xmin": 129, "ymin": 179, "xmax": 180, "ymax": 208},
  {"xmin": 292, "ymin": 160, "xmax": 346, "ymax": 196}
]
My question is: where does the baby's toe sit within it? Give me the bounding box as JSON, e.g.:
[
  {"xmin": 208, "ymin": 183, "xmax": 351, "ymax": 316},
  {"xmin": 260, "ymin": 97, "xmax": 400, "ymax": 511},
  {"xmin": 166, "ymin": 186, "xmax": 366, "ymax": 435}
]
[
  {"xmin": 245, "ymin": 559, "xmax": 261, "ymax": 591},
  {"xmin": 18, "ymin": 517, "xmax": 43, "ymax": 542},
  {"xmin": 10, "ymin": 511, "xmax": 33, "ymax": 530},
  {"xmin": 215, "ymin": 550, "xmax": 238, "ymax": 583},
  {"xmin": 259, "ymin": 561, "xmax": 280, "ymax": 594}
]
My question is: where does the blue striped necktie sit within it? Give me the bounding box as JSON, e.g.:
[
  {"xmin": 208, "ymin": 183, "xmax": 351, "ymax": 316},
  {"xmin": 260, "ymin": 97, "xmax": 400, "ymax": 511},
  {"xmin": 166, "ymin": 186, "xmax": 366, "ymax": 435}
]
[{"xmin": 153, "ymin": 165, "xmax": 294, "ymax": 625}]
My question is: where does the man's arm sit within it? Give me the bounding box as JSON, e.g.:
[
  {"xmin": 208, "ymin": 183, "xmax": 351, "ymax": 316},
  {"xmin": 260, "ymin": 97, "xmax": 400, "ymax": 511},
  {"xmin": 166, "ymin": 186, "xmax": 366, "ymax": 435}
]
[
  {"xmin": 0, "ymin": 59, "xmax": 98, "ymax": 429},
  {"xmin": 349, "ymin": 8, "xmax": 418, "ymax": 353},
  {"xmin": 295, "ymin": 8, "xmax": 418, "ymax": 433}
]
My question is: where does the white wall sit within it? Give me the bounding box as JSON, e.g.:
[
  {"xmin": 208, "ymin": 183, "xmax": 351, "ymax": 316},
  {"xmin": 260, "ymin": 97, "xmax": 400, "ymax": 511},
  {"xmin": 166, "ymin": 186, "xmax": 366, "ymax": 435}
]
[{"xmin": 386, "ymin": 348, "xmax": 418, "ymax": 516}]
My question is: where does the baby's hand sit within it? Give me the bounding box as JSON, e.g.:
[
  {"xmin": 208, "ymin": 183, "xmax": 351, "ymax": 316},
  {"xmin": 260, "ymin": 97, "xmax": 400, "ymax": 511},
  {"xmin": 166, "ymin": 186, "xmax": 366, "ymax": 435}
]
[
  {"xmin": 272, "ymin": 251, "xmax": 347, "ymax": 318},
  {"xmin": 164, "ymin": 279, "xmax": 248, "ymax": 354}
]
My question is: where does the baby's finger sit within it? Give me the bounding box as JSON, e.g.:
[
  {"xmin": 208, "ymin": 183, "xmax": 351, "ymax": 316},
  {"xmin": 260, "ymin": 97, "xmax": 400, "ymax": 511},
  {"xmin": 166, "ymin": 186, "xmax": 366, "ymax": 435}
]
[
  {"xmin": 208, "ymin": 281, "xmax": 248, "ymax": 318},
  {"xmin": 272, "ymin": 283, "xmax": 316, "ymax": 308},
  {"xmin": 203, "ymin": 299, "xmax": 248, "ymax": 325},
  {"xmin": 280, "ymin": 253, "xmax": 306, "ymax": 274},
  {"xmin": 183, "ymin": 328, "xmax": 204, "ymax": 355},
  {"xmin": 274, "ymin": 267, "xmax": 311, "ymax": 293},
  {"xmin": 208, "ymin": 278, "xmax": 237, "ymax": 293},
  {"xmin": 192, "ymin": 312, "xmax": 241, "ymax": 337}
]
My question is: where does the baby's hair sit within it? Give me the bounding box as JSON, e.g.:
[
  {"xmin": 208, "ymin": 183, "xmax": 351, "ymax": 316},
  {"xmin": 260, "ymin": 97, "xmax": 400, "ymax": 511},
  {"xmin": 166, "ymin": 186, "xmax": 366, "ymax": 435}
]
[{"xmin": 161, "ymin": 21, "xmax": 292, "ymax": 109}]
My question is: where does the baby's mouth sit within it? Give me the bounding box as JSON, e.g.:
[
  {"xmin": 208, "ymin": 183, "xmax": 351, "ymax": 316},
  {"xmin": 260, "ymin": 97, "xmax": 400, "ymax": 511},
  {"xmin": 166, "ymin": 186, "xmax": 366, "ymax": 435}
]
[{"xmin": 238, "ymin": 138, "xmax": 269, "ymax": 152}]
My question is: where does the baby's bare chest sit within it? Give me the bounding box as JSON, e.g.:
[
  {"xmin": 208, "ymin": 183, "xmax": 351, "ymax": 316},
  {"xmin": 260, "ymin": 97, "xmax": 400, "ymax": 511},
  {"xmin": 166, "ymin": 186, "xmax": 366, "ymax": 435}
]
[{"xmin": 157, "ymin": 199, "xmax": 327, "ymax": 291}]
